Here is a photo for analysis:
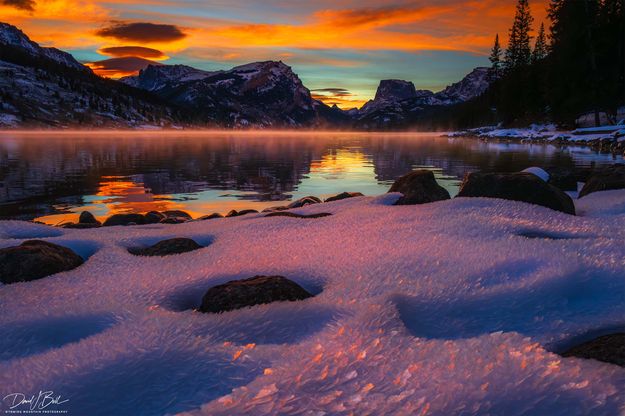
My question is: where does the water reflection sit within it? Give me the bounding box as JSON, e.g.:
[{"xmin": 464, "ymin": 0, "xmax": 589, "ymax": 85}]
[{"xmin": 0, "ymin": 131, "xmax": 621, "ymax": 223}]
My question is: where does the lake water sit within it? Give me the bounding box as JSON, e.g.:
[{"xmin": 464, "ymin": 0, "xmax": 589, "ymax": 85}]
[{"xmin": 0, "ymin": 131, "xmax": 622, "ymax": 224}]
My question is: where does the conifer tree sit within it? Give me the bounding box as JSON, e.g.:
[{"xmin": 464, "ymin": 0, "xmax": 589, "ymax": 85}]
[
  {"xmin": 505, "ymin": 0, "xmax": 535, "ymax": 70},
  {"xmin": 532, "ymin": 23, "xmax": 548, "ymax": 62},
  {"xmin": 489, "ymin": 34, "xmax": 503, "ymax": 77}
]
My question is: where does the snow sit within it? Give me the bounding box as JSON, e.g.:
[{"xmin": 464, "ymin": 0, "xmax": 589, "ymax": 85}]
[
  {"xmin": 1, "ymin": 191, "xmax": 625, "ymax": 415},
  {"xmin": 522, "ymin": 167, "xmax": 550, "ymax": 182}
]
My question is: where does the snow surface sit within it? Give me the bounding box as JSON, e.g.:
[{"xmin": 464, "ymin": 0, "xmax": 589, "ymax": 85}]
[
  {"xmin": 522, "ymin": 167, "xmax": 550, "ymax": 182},
  {"xmin": 1, "ymin": 192, "xmax": 625, "ymax": 415}
]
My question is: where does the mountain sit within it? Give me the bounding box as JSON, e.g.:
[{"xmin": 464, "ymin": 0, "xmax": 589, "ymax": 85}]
[
  {"xmin": 354, "ymin": 68, "xmax": 493, "ymax": 129},
  {"xmin": 0, "ymin": 22, "xmax": 182, "ymax": 128},
  {"xmin": 121, "ymin": 61, "xmax": 346, "ymax": 128}
]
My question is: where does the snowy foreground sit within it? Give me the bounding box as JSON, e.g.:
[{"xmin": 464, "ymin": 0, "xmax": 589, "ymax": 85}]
[{"xmin": 1, "ymin": 192, "xmax": 625, "ymax": 415}]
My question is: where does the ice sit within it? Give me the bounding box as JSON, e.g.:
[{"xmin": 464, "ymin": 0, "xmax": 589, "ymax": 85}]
[
  {"xmin": 1, "ymin": 191, "xmax": 625, "ymax": 415},
  {"xmin": 522, "ymin": 167, "xmax": 550, "ymax": 182}
]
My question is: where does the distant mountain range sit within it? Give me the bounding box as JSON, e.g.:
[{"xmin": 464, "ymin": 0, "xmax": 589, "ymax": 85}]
[{"xmin": 0, "ymin": 22, "xmax": 493, "ymax": 129}]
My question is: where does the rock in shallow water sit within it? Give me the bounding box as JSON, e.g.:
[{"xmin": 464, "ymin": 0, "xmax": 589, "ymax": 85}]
[
  {"xmin": 561, "ymin": 333, "xmax": 625, "ymax": 367},
  {"xmin": 288, "ymin": 196, "xmax": 322, "ymax": 209},
  {"xmin": 79, "ymin": 211, "xmax": 100, "ymax": 225},
  {"xmin": 199, "ymin": 275, "xmax": 313, "ymax": 313},
  {"xmin": 197, "ymin": 213, "xmax": 223, "ymax": 220},
  {"xmin": 324, "ymin": 192, "xmax": 364, "ymax": 203},
  {"xmin": 163, "ymin": 210, "xmax": 192, "ymax": 220},
  {"xmin": 264, "ymin": 212, "xmax": 332, "ymax": 219},
  {"xmin": 226, "ymin": 209, "xmax": 258, "ymax": 218},
  {"xmin": 128, "ymin": 238, "xmax": 202, "ymax": 257},
  {"xmin": 144, "ymin": 211, "xmax": 165, "ymax": 224},
  {"xmin": 579, "ymin": 164, "xmax": 625, "ymax": 198},
  {"xmin": 457, "ymin": 172, "xmax": 576, "ymax": 215},
  {"xmin": 388, "ymin": 170, "xmax": 451, "ymax": 205},
  {"xmin": 103, "ymin": 213, "xmax": 147, "ymax": 227},
  {"xmin": 0, "ymin": 240, "xmax": 84, "ymax": 284}
]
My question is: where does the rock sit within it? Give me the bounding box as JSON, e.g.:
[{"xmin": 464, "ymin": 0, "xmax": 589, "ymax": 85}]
[
  {"xmin": 262, "ymin": 206, "xmax": 289, "ymax": 213},
  {"xmin": 226, "ymin": 209, "xmax": 258, "ymax": 218},
  {"xmin": 579, "ymin": 164, "xmax": 625, "ymax": 198},
  {"xmin": 388, "ymin": 170, "xmax": 451, "ymax": 205},
  {"xmin": 159, "ymin": 217, "xmax": 188, "ymax": 224},
  {"xmin": 61, "ymin": 222, "xmax": 101, "ymax": 229},
  {"xmin": 324, "ymin": 192, "xmax": 364, "ymax": 203},
  {"xmin": 264, "ymin": 212, "xmax": 332, "ymax": 219},
  {"xmin": 199, "ymin": 275, "xmax": 313, "ymax": 313},
  {"xmin": 102, "ymin": 213, "xmax": 147, "ymax": 226},
  {"xmin": 457, "ymin": 172, "xmax": 576, "ymax": 215},
  {"xmin": 128, "ymin": 238, "xmax": 202, "ymax": 257},
  {"xmin": 561, "ymin": 333, "xmax": 625, "ymax": 367},
  {"xmin": 197, "ymin": 213, "xmax": 223, "ymax": 220},
  {"xmin": 78, "ymin": 211, "xmax": 99, "ymax": 224},
  {"xmin": 287, "ymin": 196, "xmax": 322, "ymax": 209},
  {"xmin": 144, "ymin": 211, "xmax": 165, "ymax": 224},
  {"xmin": 163, "ymin": 210, "xmax": 192, "ymax": 220},
  {"xmin": 0, "ymin": 240, "xmax": 84, "ymax": 284},
  {"xmin": 544, "ymin": 167, "xmax": 582, "ymax": 191}
]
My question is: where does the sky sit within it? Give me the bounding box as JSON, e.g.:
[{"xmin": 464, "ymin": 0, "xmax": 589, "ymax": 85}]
[{"xmin": 1, "ymin": 0, "xmax": 548, "ymax": 108}]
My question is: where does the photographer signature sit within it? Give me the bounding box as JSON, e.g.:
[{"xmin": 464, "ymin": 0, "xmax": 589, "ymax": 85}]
[{"xmin": 2, "ymin": 391, "xmax": 69, "ymax": 411}]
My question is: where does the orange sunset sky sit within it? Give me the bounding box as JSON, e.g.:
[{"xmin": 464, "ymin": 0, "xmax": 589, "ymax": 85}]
[{"xmin": 1, "ymin": 0, "xmax": 548, "ymax": 108}]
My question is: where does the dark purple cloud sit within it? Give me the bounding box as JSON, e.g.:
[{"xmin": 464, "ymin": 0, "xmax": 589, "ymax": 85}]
[
  {"xmin": 99, "ymin": 46, "xmax": 166, "ymax": 59},
  {"xmin": 2, "ymin": 0, "xmax": 35, "ymax": 11},
  {"xmin": 96, "ymin": 22, "xmax": 186, "ymax": 43},
  {"xmin": 86, "ymin": 56, "xmax": 163, "ymax": 78},
  {"xmin": 311, "ymin": 88, "xmax": 352, "ymax": 97}
]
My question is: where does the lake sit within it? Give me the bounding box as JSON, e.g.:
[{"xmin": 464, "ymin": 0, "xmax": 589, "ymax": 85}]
[{"xmin": 0, "ymin": 131, "xmax": 622, "ymax": 224}]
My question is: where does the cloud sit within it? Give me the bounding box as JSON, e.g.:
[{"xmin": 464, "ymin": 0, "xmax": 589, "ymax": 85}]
[
  {"xmin": 99, "ymin": 46, "xmax": 167, "ymax": 59},
  {"xmin": 96, "ymin": 22, "xmax": 186, "ymax": 43},
  {"xmin": 1, "ymin": 0, "xmax": 34, "ymax": 11},
  {"xmin": 311, "ymin": 87, "xmax": 367, "ymax": 109},
  {"xmin": 85, "ymin": 56, "xmax": 163, "ymax": 78}
]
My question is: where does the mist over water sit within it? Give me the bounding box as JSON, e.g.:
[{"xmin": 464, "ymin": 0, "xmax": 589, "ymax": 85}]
[{"xmin": 0, "ymin": 131, "xmax": 622, "ymax": 223}]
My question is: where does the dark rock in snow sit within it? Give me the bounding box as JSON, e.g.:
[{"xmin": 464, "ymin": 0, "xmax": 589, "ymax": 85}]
[
  {"xmin": 324, "ymin": 192, "xmax": 364, "ymax": 203},
  {"xmin": 264, "ymin": 212, "xmax": 332, "ymax": 219},
  {"xmin": 79, "ymin": 211, "xmax": 99, "ymax": 224},
  {"xmin": 457, "ymin": 172, "xmax": 576, "ymax": 215},
  {"xmin": 0, "ymin": 240, "xmax": 84, "ymax": 284},
  {"xmin": 144, "ymin": 211, "xmax": 166, "ymax": 224},
  {"xmin": 197, "ymin": 213, "xmax": 223, "ymax": 220},
  {"xmin": 262, "ymin": 206, "xmax": 289, "ymax": 213},
  {"xmin": 163, "ymin": 210, "xmax": 192, "ymax": 220},
  {"xmin": 103, "ymin": 213, "xmax": 147, "ymax": 226},
  {"xmin": 226, "ymin": 209, "xmax": 258, "ymax": 218},
  {"xmin": 61, "ymin": 222, "xmax": 101, "ymax": 229},
  {"xmin": 159, "ymin": 217, "xmax": 188, "ymax": 224},
  {"xmin": 128, "ymin": 238, "xmax": 202, "ymax": 257},
  {"xmin": 199, "ymin": 275, "xmax": 313, "ymax": 313},
  {"xmin": 389, "ymin": 170, "xmax": 451, "ymax": 205},
  {"xmin": 287, "ymin": 196, "xmax": 322, "ymax": 209},
  {"xmin": 544, "ymin": 167, "xmax": 581, "ymax": 191},
  {"xmin": 561, "ymin": 333, "xmax": 625, "ymax": 367},
  {"xmin": 579, "ymin": 164, "xmax": 625, "ymax": 198}
]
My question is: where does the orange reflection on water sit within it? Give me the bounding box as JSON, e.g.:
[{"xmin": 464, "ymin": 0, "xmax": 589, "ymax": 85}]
[{"xmin": 310, "ymin": 148, "xmax": 373, "ymax": 177}]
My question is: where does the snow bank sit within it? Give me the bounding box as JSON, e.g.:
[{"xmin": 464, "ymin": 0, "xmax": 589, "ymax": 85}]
[{"xmin": 1, "ymin": 192, "xmax": 625, "ymax": 415}]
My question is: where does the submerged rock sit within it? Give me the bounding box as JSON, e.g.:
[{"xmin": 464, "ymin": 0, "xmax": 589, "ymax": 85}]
[
  {"xmin": 128, "ymin": 238, "xmax": 202, "ymax": 257},
  {"xmin": 388, "ymin": 170, "xmax": 451, "ymax": 205},
  {"xmin": 324, "ymin": 192, "xmax": 364, "ymax": 203},
  {"xmin": 561, "ymin": 333, "xmax": 625, "ymax": 367},
  {"xmin": 264, "ymin": 212, "xmax": 332, "ymax": 219},
  {"xmin": 579, "ymin": 164, "xmax": 625, "ymax": 198},
  {"xmin": 457, "ymin": 172, "xmax": 576, "ymax": 215},
  {"xmin": 288, "ymin": 196, "xmax": 322, "ymax": 209},
  {"xmin": 103, "ymin": 213, "xmax": 147, "ymax": 227},
  {"xmin": 199, "ymin": 275, "xmax": 313, "ymax": 313},
  {"xmin": 144, "ymin": 211, "xmax": 166, "ymax": 224},
  {"xmin": 0, "ymin": 240, "xmax": 84, "ymax": 284}
]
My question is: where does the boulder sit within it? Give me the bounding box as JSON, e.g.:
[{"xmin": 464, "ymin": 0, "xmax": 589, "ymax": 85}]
[
  {"xmin": 0, "ymin": 240, "xmax": 84, "ymax": 284},
  {"xmin": 78, "ymin": 211, "xmax": 99, "ymax": 225},
  {"xmin": 544, "ymin": 166, "xmax": 583, "ymax": 191},
  {"xmin": 287, "ymin": 196, "xmax": 322, "ymax": 209},
  {"xmin": 561, "ymin": 333, "xmax": 624, "ymax": 367},
  {"xmin": 61, "ymin": 222, "xmax": 101, "ymax": 229},
  {"xmin": 197, "ymin": 213, "xmax": 223, "ymax": 220},
  {"xmin": 102, "ymin": 213, "xmax": 147, "ymax": 227},
  {"xmin": 579, "ymin": 164, "xmax": 625, "ymax": 198},
  {"xmin": 388, "ymin": 170, "xmax": 451, "ymax": 205},
  {"xmin": 264, "ymin": 212, "xmax": 332, "ymax": 219},
  {"xmin": 128, "ymin": 238, "xmax": 202, "ymax": 257},
  {"xmin": 144, "ymin": 211, "xmax": 165, "ymax": 224},
  {"xmin": 457, "ymin": 172, "xmax": 576, "ymax": 215},
  {"xmin": 226, "ymin": 209, "xmax": 258, "ymax": 218},
  {"xmin": 163, "ymin": 210, "xmax": 192, "ymax": 220},
  {"xmin": 324, "ymin": 192, "xmax": 364, "ymax": 203},
  {"xmin": 262, "ymin": 206, "xmax": 289, "ymax": 213},
  {"xmin": 159, "ymin": 217, "xmax": 188, "ymax": 224},
  {"xmin": 199, "ymin": 275, "xmax": 313, "ymax": 313}
]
